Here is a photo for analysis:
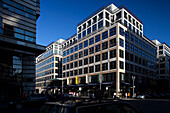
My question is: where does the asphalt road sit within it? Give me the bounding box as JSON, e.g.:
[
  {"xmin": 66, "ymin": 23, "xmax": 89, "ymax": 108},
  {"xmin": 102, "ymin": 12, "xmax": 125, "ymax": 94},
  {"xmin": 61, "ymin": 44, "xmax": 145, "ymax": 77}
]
[
  {"xmin": 0, "ymin": 99, "xmax": 170, "ymax": 113},
  {"xmin": 122, "ymin": 99, "xmax": 170, "ymax": 113}
]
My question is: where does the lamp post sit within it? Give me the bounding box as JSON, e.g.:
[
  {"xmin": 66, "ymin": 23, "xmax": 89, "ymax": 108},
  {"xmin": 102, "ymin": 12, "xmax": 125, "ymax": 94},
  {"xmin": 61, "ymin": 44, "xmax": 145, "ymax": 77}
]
[{"xmin": 132, "ymin": 76, "xmax": 135, "ymax": 98}]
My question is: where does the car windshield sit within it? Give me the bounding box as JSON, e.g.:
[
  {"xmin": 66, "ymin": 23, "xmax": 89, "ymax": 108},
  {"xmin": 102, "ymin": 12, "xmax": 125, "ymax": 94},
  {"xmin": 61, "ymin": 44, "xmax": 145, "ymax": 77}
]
[{"xmin": 39, "ymin": 104, "xmax": 60, "ymax": 113}]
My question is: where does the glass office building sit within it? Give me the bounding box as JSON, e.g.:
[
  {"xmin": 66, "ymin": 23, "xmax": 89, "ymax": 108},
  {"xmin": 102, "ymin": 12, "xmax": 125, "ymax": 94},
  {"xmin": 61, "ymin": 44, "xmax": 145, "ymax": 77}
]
[
  {"xmin": 35, "ymin": 39, "xmax": 64, "ymax": 94},
  {"xmin": 0, "ymin": 0, "xmax": 45, "ymax": 103}
]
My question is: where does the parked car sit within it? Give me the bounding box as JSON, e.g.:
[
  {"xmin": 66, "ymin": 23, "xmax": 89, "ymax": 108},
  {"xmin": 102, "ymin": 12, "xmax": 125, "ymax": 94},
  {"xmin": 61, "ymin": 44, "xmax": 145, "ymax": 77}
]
[
  {"xmin": 27, "ymin": 94, "xmax": 48, "ymax": 102},
  {"xmin": 136, "ymin": 94, "xmax": 145, "ymax": 99},
  {"xmin": 38, "ymin": 99, "xmax": 142, "ymax": 113}
]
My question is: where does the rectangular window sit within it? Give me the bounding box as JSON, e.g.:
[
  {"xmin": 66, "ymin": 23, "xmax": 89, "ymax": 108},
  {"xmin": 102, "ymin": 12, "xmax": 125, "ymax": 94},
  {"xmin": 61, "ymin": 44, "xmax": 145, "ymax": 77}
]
[
  {"xmin": 74, "ymin": 53, "xmax": 78, "ymax": 60},
  {"xmin": 95, "ymin": 64, "xmax": 100, "ymax": 72},
  {"xmin": 125, "ymin": 31, "xmax": 129, "ymax": 39},
  {"xmin": 15, "ymin": 28, "xmax": 24, "ymax": 34},
  {"xmin": 110, "ymin": 50, "xmax": 116, "ymax": 58},
  {"xmin": 119, "ymin": 27, "xmax": 124, "ymax": 36},
  {"xmin": 78, "ymin": 33, "xmax": 81, "ymax": 40},
  {"xmin": 110, "ymin": 27, "xmax": 116, "ymax": 37},
  {"xmin": 70, "ymin": 63, "xmax": 73, "ymax": 69},
  {"xmin": 84, "ymin": 49, "xmax": 88, "ymax": 56},
  {"xmin": 79, "ymin": 43, "xmax": 83, "ymax": 50},
  {"xmin": 120, "ymin": 61, "xmax": 124, "ymax": 69},
  {"xmin": 66, "ymin": 57, "xmax": 69, "ymax": 62},
  {"xmin": 125, "ymin": 41, "xmax": 129, "ymax": 50},
  {"xmin": 95, "ymin": 44, "xmax": 100, "ymax": 52},
  {"xmin": 119, "ymin": 38, "xmax": 124, "ymax": 47},
  {"xmin": 89, "ymin": 56, "xmax": 94, "ymax": 64},
  {"xmin": 135, "ymin": 37, "xmax": 138, "ymax": 45},
  {"xmin": 134, "ymin": 46, "xmax": 138, "ymax": 54},
  {"xmin": 110, "ymin": 38, "xmax": 116, "ymax": 47},
  {"xmin": 79, "ymin": 69, "xmax": 82, "ymax": 75},
  {"xmin": 133, "ymin": 26, "xmax": 135, "ymax": 33},
  {"xmin": 95, "ymin": 54, "xmax": 100, "ymax": 62},
  {"xmin": 102, "ymin": 41, "xmax": 108, "ymax": 50},
  {"xmin": 87, "ymin": 27, "xmax": 91, "ymax": 34},
  {"xmin": 98, "ymin": 20, "xmax": 103, "ymax": 29},
  {"xmin": 130, "ymin": 34, "xmax": 134, "ymax": 42},
  {"xmin": 89, "ymin": 66, "xmax": 94, "ymax": 73},
  {"xmin": 119, "ymin": 50, "xmax": 124, "ymax": 58},
  {"xmin": 83, "ymin": 67, "xmax": 88, "ymax": 74},
  {"xmin": 102, "ymin": 31, "xmax": 108, "ymax": 40},
  {"xmin": 70, "ymin": 55, "xmax": 73, "ymax": 61},
  {"xmin": 130, "ymin": 44, "xmax": 134, "ymax": 52},
  {"xmin": 70, "ymin": 47, "xmax": 73, "ymax": 53},
  {"xmin": 110, "ymin": 61, "xmax": 116, "ymax": 69},
  {"xmin": 102, "ymin": 52, "xmax": 108, "ymax": 60},
  {"xmin": 79, "ymin": 51, "xmax": 83, "ymax": 58},
  {"xmin": 74, "ymin": 70, "xmax": 77, "ymax": 76},
  {"xmin": 95, "ymin": 34, "xmax": 100, "ymax": 43},
  {"xmin": 26, "ymin": 31, "xmax": 35, "ymax": 37},
  {"xmin": 84, "ymin": 58, "xmax": 88, "ymax": 65},
  {"xmin": 79, "ymin": 60, "xmax": 82, "ymax": 66},
  {"xmin": 124, "ymin": 20, "xmax": 127, "ymax": 27},
  {"xmin": 89, "ymin": 37, "xmax": 94, "ymax": 45},
  {"xmin": 67, "ymin": 49, "xmax": 69, "ymax": 55},
  {"xmin": 84, "ymin": 40, "xmax": 88, "ymax": 48},
  {"xmin": 63, "ymin": 58, "xmax": 66, "ymax": 64},
  {"xmin": 74, "ymin": 62, "xmax": 78, "ymax": 68},
  {"xmin": 129, "ymin": 23, "xmax": 132, "ymax": 30},
  {"xmin": 82, "ymin": 30, "xmax": 86, "ymax": 37},
  {"xmin": 74, "ymin": 45, "xmax": 78, "ymax": 52},
  {"xmin": 102, "ymin": 63, "xmax": 108, "ymax": 71},
  {"xmin": 92, "ymin": 24, "xmax": 97, "ymax": 31},
  {"xmin": 89, "ymin": 47, "xmax": 94, "ymax": 54},
  {"xmin": 14, "ymin": 33, "xmax": 24, "ymax": 40},
  {"xmin": 63, "ymin": 51, "xmax": 66, "ymax": 57}
]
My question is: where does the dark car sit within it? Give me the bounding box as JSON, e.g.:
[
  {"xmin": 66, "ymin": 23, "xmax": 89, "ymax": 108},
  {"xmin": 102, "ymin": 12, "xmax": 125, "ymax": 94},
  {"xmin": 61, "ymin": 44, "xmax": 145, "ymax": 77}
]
[
  {"xmin": 27, "ymin": 94, "xmax": 48, "ymax": 102},
  {"xmin": 38, "ymin": 99, "xmax": 142, "ymax": 113}
]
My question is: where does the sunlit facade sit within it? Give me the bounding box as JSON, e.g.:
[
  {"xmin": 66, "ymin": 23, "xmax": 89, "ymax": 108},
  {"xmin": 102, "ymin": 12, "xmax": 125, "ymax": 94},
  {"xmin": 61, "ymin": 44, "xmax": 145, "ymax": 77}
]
[
  {"xmin": 35, "ymin": 39, "xmax": 64, "ymax": 93},
  {"xmin": 62, "ymin": 4, "xmax": 157, "ymax": 97}
]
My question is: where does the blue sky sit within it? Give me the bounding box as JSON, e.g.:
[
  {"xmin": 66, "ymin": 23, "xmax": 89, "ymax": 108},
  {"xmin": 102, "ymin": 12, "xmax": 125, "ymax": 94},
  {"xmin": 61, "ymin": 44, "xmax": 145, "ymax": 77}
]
[{"xmin": 36, "ymin": 0, "xmax": 170, "ymax": 46}]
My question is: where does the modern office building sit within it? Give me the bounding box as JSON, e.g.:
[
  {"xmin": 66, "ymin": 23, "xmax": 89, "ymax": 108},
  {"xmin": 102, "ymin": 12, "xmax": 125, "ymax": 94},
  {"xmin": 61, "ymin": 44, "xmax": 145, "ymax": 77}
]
[
  {"xmin": 35, "ymin": 39, "xmax": 64, "ymax": 93},
  {"xmin": 0, "ymin": 0, "xmax": 45, "ymax": 103},
  {"xmin": 62, "ymin": 4, "xmax": 157, "ymax": 97},
  {"xmin": 152, "ymin": 40, "xmax": 170, "ymax": 93}
]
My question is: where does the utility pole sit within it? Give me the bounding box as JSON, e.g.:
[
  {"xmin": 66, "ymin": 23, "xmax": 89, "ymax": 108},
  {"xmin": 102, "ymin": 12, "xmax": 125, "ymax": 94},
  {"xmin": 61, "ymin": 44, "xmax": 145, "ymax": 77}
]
[{"xmin": 132, "ymin": 76, "xmax": 135, "ymax": 98}]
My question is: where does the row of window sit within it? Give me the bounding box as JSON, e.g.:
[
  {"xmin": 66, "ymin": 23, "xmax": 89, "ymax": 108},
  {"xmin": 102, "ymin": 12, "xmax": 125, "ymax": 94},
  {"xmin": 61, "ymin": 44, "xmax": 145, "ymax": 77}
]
[
  {"xmin": 125, "ymin": 41, "xmax": 156, "ymax": 63},
  {"xmin": 125, "ymin": 52, "xmax": 156, "ymax": 69},
  {"xmin": 3, "ymin": 1, "xmax": 36, "ymax": 20},
  {"xmin": 63, "ymin": 49, "xmax": 117, "ymax": 64},
  {"xmin": 124, "ymin": 11, "xmax": 143, "ymax": 31},
  {"xmin": 36, "ymin": 57, "xmax": 59, "ymax": 69},
  {"xmin": 36, "ymin": 69, "xmax": 54, "ymax": 77},
  {"xmin": 120, "ymin": 27, "xmax": 156, "ymax": 56},
  {"xmin": 36, "ymin": 63, "xmax": 54, "ymax": 73},
  {"xmin": 78, "ymin": 12, "xmax": 103, "ymax": 32},
  {"xmin": 126, "ymin": 63, "xmax": 156, "ymax": 76},
  {"xmin": 63, "ymin": 61, "xmax": 123, "ymax": 77},
  {"xmin": 64, "ymin": 27, "xmax": 117, "ymax": 57}
]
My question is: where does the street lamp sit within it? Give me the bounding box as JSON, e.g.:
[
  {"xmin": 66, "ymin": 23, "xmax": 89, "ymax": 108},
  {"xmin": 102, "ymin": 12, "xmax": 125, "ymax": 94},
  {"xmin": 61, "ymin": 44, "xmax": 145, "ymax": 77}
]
[{"xmin": 132, "ymin": 76, "xmax": 136, "ymax": 98}]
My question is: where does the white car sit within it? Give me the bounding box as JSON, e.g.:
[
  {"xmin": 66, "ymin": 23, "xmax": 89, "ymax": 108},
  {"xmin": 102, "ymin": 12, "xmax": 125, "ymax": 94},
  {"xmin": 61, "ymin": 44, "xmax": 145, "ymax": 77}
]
[{"xmin": 136, "ymin": 95, "xmax": 145, "ymax": 99}]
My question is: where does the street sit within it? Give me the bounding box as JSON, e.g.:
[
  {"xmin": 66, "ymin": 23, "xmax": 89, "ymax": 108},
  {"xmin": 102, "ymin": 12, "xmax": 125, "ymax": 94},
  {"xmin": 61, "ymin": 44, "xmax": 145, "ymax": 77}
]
[
  {"xmin": 122, "ymin": 99, "xmax": 170, "ymax": 113},
  {"xmin": 0, "ymin": 99, "xmax": 170, "ymax": 113}
]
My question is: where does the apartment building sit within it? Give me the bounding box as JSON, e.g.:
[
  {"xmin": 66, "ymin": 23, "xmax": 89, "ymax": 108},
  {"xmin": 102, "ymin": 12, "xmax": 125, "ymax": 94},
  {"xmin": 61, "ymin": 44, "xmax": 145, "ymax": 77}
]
[
  {"xmin": 35, "ymin": 39, "xmax": 64, "ymax": 93},
  {"xmin": 62, "ymin": 4, "xmax": 157, "ymax": 97},
  {"xmin": 0, "ymin": 0, "xmax": 45, "ymax": 103}
]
